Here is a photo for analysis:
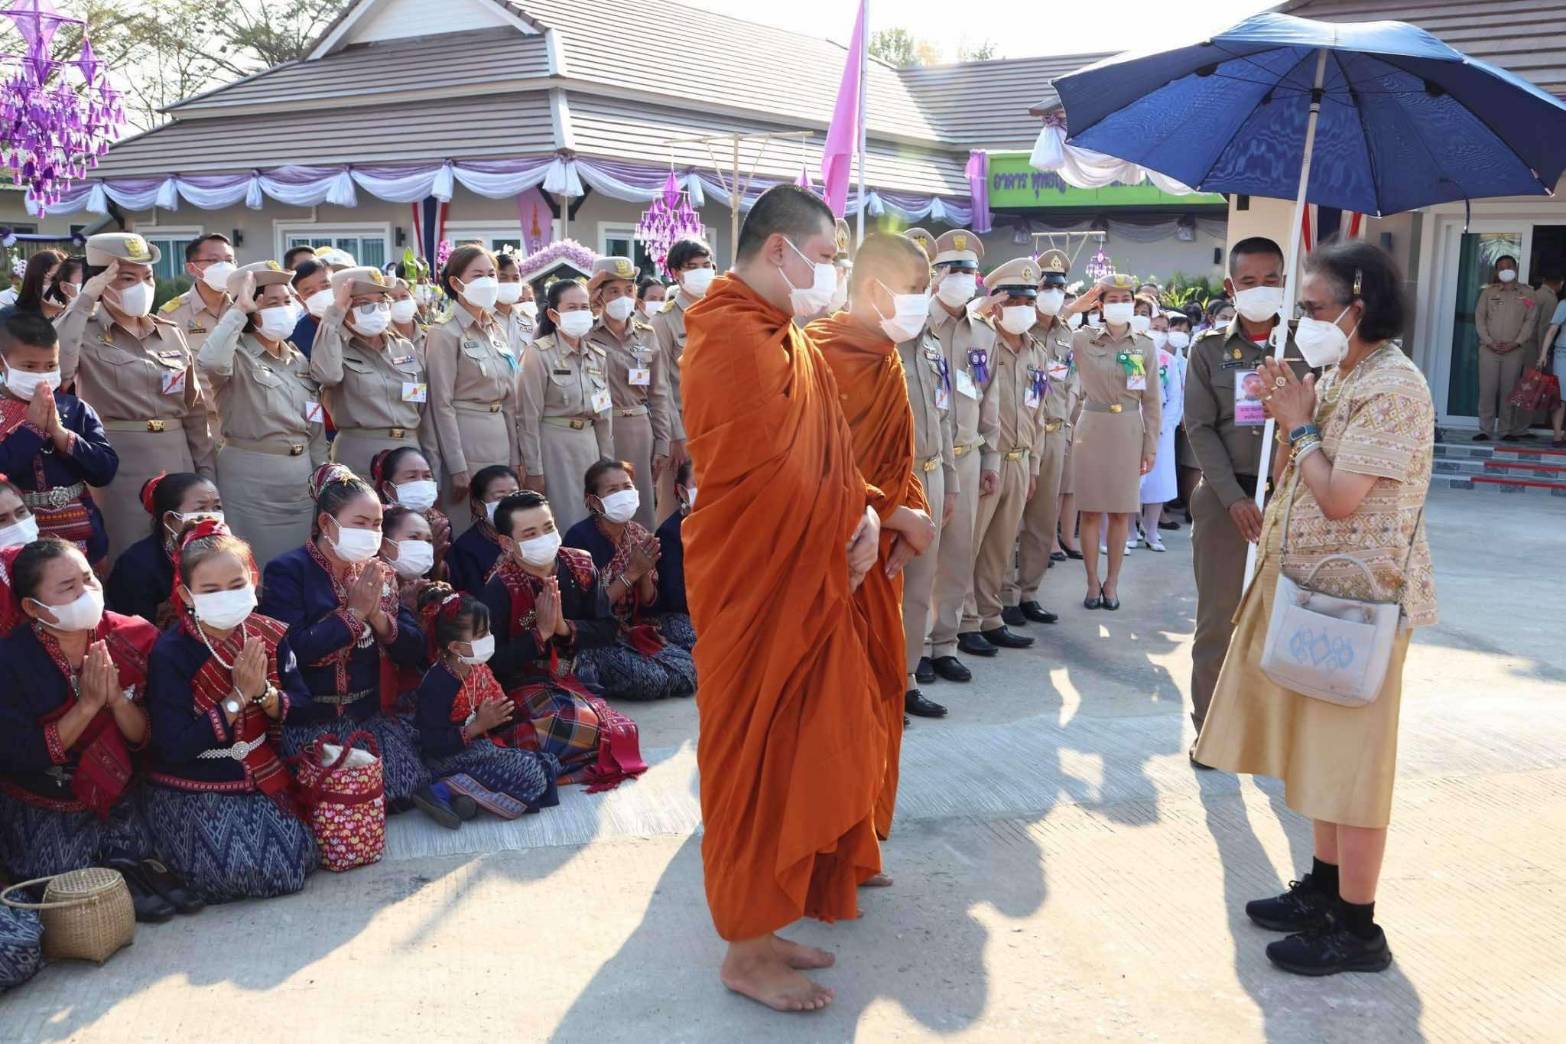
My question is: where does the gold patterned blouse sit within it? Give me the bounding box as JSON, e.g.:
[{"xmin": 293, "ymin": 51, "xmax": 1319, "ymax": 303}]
[{"xmin": 1260, "ymin": 343, "xmax": 1438, "ymax": 628}]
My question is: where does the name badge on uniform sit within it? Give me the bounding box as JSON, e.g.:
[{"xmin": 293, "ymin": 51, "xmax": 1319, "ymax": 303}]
[
  {"xmin": 304, "ymin": 400, "xmax": 324, "ymax": 424},
  {"xmin": 629, "ymin": 366, "xmax": 651, "ymax": 387},
  {"xmin": 934, "ymin": 382, "xmax": 950, "ymax": 412},
  {"xmin": 402, "ymin": 382, "xmax": 428, "ymax": 404},
  {"xmin": 1024, "ymin": 384, "xmax": 1041, "ymax": 409},
  {"xmin": 1048, "ymin": 361, "xmax": 1070, "ymax": 382},
  {"xmin": 188, "ymin": 322, "xmax": 207, "ymax": 335},
  {"xmin": 160, "ymin": 369, "xmax": 187, "ymax": 397},
  {"xmin": 462, "ymin": 339, "xmax": 479, "ymax": 351},
  {"xmin": 552, "ymin": 368, "xmax": 571, "ymax": 376},
  {"xmin": 956, "ymin": 369, "xmax": 979, "ymax": 400},
  {"xmin": 1234, "ymin": 369, "xmax": 1266, "ymax": 426},
  {"xmin": 1127, "ymin": 374, "xmax": 1147, "ymax": 392},
  {"xmin": 390, "ymin": 355, "xmax": 414, "ymax": 367},
  {"xmin": 590, "ymin": 388, "xmax": 612, "ymax": 414}
]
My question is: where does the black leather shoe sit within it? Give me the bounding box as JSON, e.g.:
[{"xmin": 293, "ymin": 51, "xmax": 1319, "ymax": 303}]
[
  {"xmin": 1020, "ymin": 601, "xmax": 1058, "ymax": 624},
  {"xmin": 930, "ymin": 655, "xmax": 972, "ymax": 682},
  {"xmin": 956, "ymin": 631, "xmax": 998, "ymax": 657},
  {"xmin": 1050, "ymin": 550, "xmax": 1067, "ymax": 563},
  {"xmin": 1472, "ymin": 432, "xmax": 1491, "ymax": 442},
  {"xmin": 905, "ymin": 689, "xmax": 948, "ymax": 718},
  {"xmin": 137, "ymin": 858, "xmax": 205, "ymax": 915},
  {"xmin": 1158, "ymin": 520, "xmax": 1180, "ymax": 531},
  {"xmin": 1063, "ymin": 546, "xmax": 1084, "ymax": 560},
  {"xmin": 1500, "ymin": 434, "xmax": 1521, "ymax": 442},
  {"xmin": 915, "ymin": 656, "xmax": 936, "ymax": 685},
  {"xmin": 108, "ymin": 859, "xmax": 177, "ymax": 923},
  {"xmin": 1083, "ymin": 593, "xmax": 1102, "ymax": 610},
  {"xmin": 1101, "ymin": 594, "xmax": 1121, "ymax": 611},
  {"xmin": 982, "ymin": 626, "xmax": 1035, "ymax": 649},
  {"xmin": 1001, "ymin": 605, "xmax": 1027, "ymax": 627}
]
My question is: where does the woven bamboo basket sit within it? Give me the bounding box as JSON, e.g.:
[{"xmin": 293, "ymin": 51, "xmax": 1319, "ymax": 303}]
[{"xmin": 0, "ymin": 867, "xmax": 135, "ymax": 963}]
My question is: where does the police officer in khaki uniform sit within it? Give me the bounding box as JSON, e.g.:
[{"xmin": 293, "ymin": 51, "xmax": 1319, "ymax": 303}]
[
  {"xmin": 960, "ymin": 257, "xmax": 1048, "ymax": 651},
  {"xmin": 649, "ymin": 236, "xmax": 715, "ymax": 522},
  {"xmin": 310, "ymin": 266, "xmax": 432, "ymax": 480},
  {"xmin": 1474, "ymin": 255, "xmax": 1538, "ymax": 441},
  {"xmin": 199, "ymin": 260, "xmax": 329, "ymax": 568},
  {"xmin": 495, "ymin": 251, "xmax": 536, "ymax": 359},
  {"xmin": 896, "ymin": 228, "xmax": 953, "ymax": 716},
  {"xmin": 1184, "ymin": 236, "xmax": 1299, "ymax": 764},
  {"xmin": 586, "ymin": 256, "xmax": 672, "ymax": 530},
  {"xmin": 924, "ymin": 230, "xmax": 998, "ymax": 681},
  {"xmin": 1004, "ymin": 250, "xmax": 1077, "ymax": 626},
  {"xmin": 159, "ymin": 233, "xmax": 235, "ymax": 353},
  {"xmin": 56, "ymin": 232, "xmax": 217, "ymax": 559},
  {"xmin": 517, "ymin": 278, "xmax": 614, "ymax": 534}
]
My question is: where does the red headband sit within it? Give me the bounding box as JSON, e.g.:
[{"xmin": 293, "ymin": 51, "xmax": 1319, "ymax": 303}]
[
  {"xmin": 369, "ymin": 449, "xmax": 391, "ymax": 487},
  {"xmin": 140, "ymin": 471, "xmax": 168, "ymax": 515},
  {"xmin": 170, "ymin": 520, "xmax": 257, "ymax": 600}
]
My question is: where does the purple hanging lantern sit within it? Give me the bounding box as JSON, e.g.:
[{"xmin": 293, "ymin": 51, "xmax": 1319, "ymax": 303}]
[
  {"xmin": 635, "ymin": 171, "xmax": 705, "ymax": 273},
  {"xmin": 0, "ymin": 0, "xmax": 125, "ymax": 215}
]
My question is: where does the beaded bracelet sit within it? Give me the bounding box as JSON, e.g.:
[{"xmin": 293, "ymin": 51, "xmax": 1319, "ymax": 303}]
[{"xmin": 1293, "ymin": 440, "xmax": 1325, "ymax": 465}]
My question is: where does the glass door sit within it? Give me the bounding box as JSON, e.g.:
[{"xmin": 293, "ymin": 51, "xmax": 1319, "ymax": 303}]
[{"xmin": 1440, "ymin": 225, "xmax": 1530, "ymax": 423}]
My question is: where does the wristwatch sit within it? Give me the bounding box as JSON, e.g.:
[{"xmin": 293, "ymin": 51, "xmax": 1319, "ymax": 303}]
[{"xmin": 224, "ymin": 697, "xmax": 242, "ymax": 715}]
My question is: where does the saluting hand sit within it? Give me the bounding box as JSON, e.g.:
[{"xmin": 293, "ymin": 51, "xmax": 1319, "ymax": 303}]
[
  {"xmin": 235, "ymin": 272, "xmax": 259, "ymax": 314},
  {"xmin": 81, "ymin": 259, "xmax": 120, "ymax": 301}
]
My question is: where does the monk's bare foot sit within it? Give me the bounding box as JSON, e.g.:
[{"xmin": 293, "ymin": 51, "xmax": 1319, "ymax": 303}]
[
  {"xmin": 770, "ymin": 933, "xmax": 835, "ymax": 969},
  {"xmin": 721, "ymin": 938, "xmax": 834, "ymax": 1012},
  {"xmin": 861, "ymin": 872, "xmax": 894, "ymax": 888}
]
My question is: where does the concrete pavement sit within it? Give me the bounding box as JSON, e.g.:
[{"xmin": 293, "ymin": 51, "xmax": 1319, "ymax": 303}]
[{"xmin": 4, "ymin": 485, "xmax": 1564, "ymax": 1042}]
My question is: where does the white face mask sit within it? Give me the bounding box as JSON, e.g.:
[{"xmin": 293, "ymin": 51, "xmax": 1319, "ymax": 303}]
[
  {"xmin": 641, "ymin": 300, "xmax": 662, "ymax": 319},
  {"xmin": 828, "ymin": 279, "xmax": 849, "ymax": 312},
  {"xmin": 483, "ymin": 498, "xmax": 502, "ymax": 524},
  {"xmin": 557, "ymin": 310, "xmax": 594, "ymax": 339},
  {"xmin": 604, "ymin": 296, "xmax": 636, "ymax": 323},
  {"xmin": 329, "ymin": 520, "xmax": 382, "ymax": 564},
  {"xmin": 779, "ymin": 238, "xmax": 837, "ymax": 317},
  {"xmin": 1130, "ymin": 315, "xmax": 1152, "ymax": 335},
  {"xmin": 1151, "ymin": 330, "xmax": 1169, "ymax": 350},
  {"xmin": 1295, "ymin": 304, "xmax": 1356, "ymax": 368},
  {"xmin": 459, "ymin": 276, "xmax": 501, "ymax": 311},
  {"xmin": 517, "ymin": 301, "xmax": 539, "ymax": 320},
  {"xmin": 394, "ymin": 479, "xmax": 438, "ymax": 512},
  {"xmin": 1103, "ymin": 302, "xmax": 1135, "ymax": 327},
  {"xmin": 1167, "ymin": 330, "xmax": 1191, "ymax": 351},
  {"xmin": 458, "ymin": 632, "xmax": 495, "ymax": 666},
  {"xmin": 598, "ymin": 488, "xmax": 639, "ymax": 524},
  {"xmin": 0, "ymin": 515, "xmax": 38, "ymax": 548},
  {"xmin": 190, "ymin": 584, "xmax": 256, "ymax": 631},
  {"xmin": 1036, "ymin": 289, "xmax": 1065, "ymax": 317},
  {"xmin": 680, "ymin": 267, "xmax": 715, "ymax": 298},
  {"xmin": 390, "ymin": 299, "xmax": 419, "ymax": 324},
  {"xmin": 1000, "ymin": 305, "xmax": 1036, "ymax": 335},
  {"xmin": 518, "ymin": 530, "xmax": 561, "ymax": 567},
  {"xmin": 353, "ymin": 304, "xmax": 391, "ymax": 337},
  {"xmin": 200, "ymin": 261, "xmax": 236, "ymax": 294},
  {"xmin": 496, "ymin": 282, "xmax": 524, "ymax": 305},
  {"xmin": 390, "ymin": 539, "xmax": 434, "ymax": 578},
  {"xmin": 874, "ymin": 283, "xmax": 930, "ymax": 342},
  {"xmin": 685, "ymin": 485, "xmax": 697, "ymax": 510},
  {"xmin": 937, "ymin": 271, "xmax": 977, "ymax": 308},
  {"xmin": 3, "ymin": 364, "xmax": 62, "ymax": 400},
  {"xmin": 1498, "ymin": 269, "xmax": 1518, "ymax": 284},
  {"xmin": 1067, "ymin": 312, "xmax": 1083, "ymax": 330},
  {"xmin": 114, "ymin": 281, "xmax": 154, "ymax": 318},
  {"xmin": 1233, "ymin": 285, "xmax": 1283, "ymax": 324},
  {"xmin": 36, "ymin": 583, "xmax": 105, "ymax": 633},
  {"xmin": 257, "ymin": 306, "xmax": 296, "ymax": 342},
  {"xmin": 303, "ymin": 288, "xmax": 334, "ymax": 318}
]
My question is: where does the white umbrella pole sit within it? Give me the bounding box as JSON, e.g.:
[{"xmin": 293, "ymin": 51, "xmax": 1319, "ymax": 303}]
[{"xmin": 1244, "ymin": 47, "xmax": 1329, "ymax": 590}]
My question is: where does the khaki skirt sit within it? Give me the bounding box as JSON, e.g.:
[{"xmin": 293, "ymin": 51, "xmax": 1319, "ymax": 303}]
[
  {"xmin": 1193, "ymin": 528, "xmax": 1411, "ymax": 830},
  {"xmin": 542, "ymin": 422, "xmax": 604, "ymax": 534},
  {"xmin": 1072, "ymin": 408, "xmax": 1143, "ymax": 514},
  {"xmin": 99, "ymin": 425, "xmax": 197, "ymax": 561},
  {"xmin": 442, "ymin": 407, "xmax": 513, "ymax": 532},
  {"xmin": 610, "ymin": 411, "xmax": 657, "ymax": 529},
  {"xmin": 331, "ymin": 430, "xmax": 425, "ymax": 485},
  {"xmin": 218, "ymin": 445, "xmax": 315, "ymax": 571}
]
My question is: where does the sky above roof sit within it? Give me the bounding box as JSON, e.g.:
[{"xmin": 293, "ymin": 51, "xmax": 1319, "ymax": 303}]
[{"xmin": 674, "ymin": 0, "xmax": 1277, "ymax": 62}]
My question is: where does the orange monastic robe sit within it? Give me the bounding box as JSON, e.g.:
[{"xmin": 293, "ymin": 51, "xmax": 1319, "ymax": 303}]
[
  {"xmin": 683, "ymin": 274, "xmax": 884, "ymax": 941},
  {"xmin": 808, "ymin": 312, "xmax": 927, "ymax": 840}
]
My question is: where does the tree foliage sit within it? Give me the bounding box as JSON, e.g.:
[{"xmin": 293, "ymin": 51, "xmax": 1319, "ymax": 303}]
[
  {"xmin": 869, "ymin": 27, "xmax": 940, "ymax": 68},
  {"xmin": 957, "ymin": 40, "xmax": 998, "ymax": 62}
]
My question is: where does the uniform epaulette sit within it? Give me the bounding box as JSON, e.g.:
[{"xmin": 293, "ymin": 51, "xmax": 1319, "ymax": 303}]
[
  {"xmin": 1193, "ymin": 326, "xmax": 1225, "ymax": 340},
  {"xmin": 631, "ymin": 317, "xmax": 653, "ymax": 332},
  {"xmin": 972, "ymin": 310, "xmax": 995, "ymax": 329},
  {"xmin": 158, "ymin": 295, "xmax": 184, "ymax": 315},
  {"xmin": 659, "ymin": 296, "xmax": 678, "ymax": 313}
]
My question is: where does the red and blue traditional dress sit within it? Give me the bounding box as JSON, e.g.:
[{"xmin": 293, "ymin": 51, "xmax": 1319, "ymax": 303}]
[
  {"xmin": 653, "ymin": 508, "xmax": 695, "ymax": 650},
  {"xmin": 447, "ymin": 516, "xmax": 504, "ymax": 597},
  {"xmin": 561, "ymin": 517, "xmax": 697, "ymax": 700},
  {"xmin": 143, "ymin": 611, "xmax": 318, "ymax": 903},
  {"xmin": 413, "ymin": 656, "xmax": 558, "ymax": 809},
  {"xmin": 260, "ymin": 542, "xmax": 429, "ymax": 802},
  {"xmin": 0, "ymin": 612, "xmax": 156, "ymax": 880},
  {"xmin": 0, "ymin": 389, "xmax": 118, "ymax": 568},
  {"xmin": 480, "ymin": 550, "xmax": 646, "ymax": 789}
]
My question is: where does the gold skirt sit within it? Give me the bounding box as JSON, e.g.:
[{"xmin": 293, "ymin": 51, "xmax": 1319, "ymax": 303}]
[{"xmin": 1193, "ymin": 525, "xmax": 1411, "ymax": 829}]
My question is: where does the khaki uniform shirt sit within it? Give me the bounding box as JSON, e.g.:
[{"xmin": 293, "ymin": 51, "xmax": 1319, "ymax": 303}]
[
  {"xmin": 1182, "ymin": 321, "xmax": 1299, "ymax": 508},
  {"xmin": 1033, "ymin": 316, "xmax": 1079, "ymax": 429},
  {"xmin": 585, "ymin": 316, "xmax": 674, "ymax": 457},
  {"xmin": 982, "ymin": 330, "xmax": 1051, "ymax": 477},
  {"xmin": 516, "ymin": 332, "xmax": 614, "ymax": 476},
  {"xmin": 159, "ymin": 287, "xmax": 229, "ymax": 353},
  {"xmin": 927, "ymin": 297, "xmax": 998, "ymax": 453},
  {"xmin": 309, "ymin": 306, "xmax": 430, "ymax": 438},
  {"xmin": 1475, "ymin": 282, "xmax": 1538, "ymax": 348},
  {"xmin": 54, "ymin": 292, "xmax": 216, "ymax": 475},
  {"xmin": 197, "ymin": 308, "xmax": 327, "ymax": 463},
  {"xmin": 501, "ymin": 308, "xmax": 535, "ymax": 357},
  {"xmin": 1071, "ymin": 325, "xmax": 1162, "ymax": 461},
  {"xmin": 898, "ymin": 329, "xmax": 958, "ymax": 494},
  {"xmin": 648, "ymin": 294, "xmax": 692, "ymax": 443},
  {"xmin": 391, "ymin": 321, "xmax": 427, "ymax": 358},
  {"xmin": 425, "ymin": 308, "xmax": 519, "ymax": 477}
]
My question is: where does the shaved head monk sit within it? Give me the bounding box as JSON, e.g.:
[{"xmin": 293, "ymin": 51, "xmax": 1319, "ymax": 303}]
[
  {"xmin": 682, "ymin": 184, "xmax": 884, "ymax": 1013},
  {"xmin": 807, "ymin": 234, "xmax": 938, "ymax": 844}
]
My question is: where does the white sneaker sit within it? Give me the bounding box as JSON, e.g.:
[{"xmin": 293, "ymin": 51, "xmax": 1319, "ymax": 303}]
[{"xmin": 1099, "ymin": 542, "xmax": 1108, "ymax": 554}]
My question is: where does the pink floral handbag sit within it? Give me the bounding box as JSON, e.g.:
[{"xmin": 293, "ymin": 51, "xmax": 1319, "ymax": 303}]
[{"xmin": 295, "ymin": 730, "xmax": 386, "ymax": 872}]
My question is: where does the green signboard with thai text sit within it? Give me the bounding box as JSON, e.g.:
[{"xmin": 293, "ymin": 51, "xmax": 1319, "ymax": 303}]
[{"xmin": 986, "ymin": 151, "xmax": 1224, "ymax": 210}]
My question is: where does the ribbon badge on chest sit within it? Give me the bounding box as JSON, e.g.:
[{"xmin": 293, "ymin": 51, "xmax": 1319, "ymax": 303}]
[
  {"xmin": 967, "ymin": 347, "xmax": 990, "ymax": 386},
  {"xmin": 1116, "ymin": 351, "xmax": 1146, "ymax": 379},
  {"xmin": 1028, "ymin": 367, "xmax": 1050, "ymax": 400},
  {"xmin": 934, "ymin": 353, "xmax": 952, "ymax": 396}
]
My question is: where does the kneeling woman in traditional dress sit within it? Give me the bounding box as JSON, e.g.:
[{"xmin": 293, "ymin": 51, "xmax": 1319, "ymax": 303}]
[
  {"xmin": 370, "ymin": 446, "xmax": 450, "ymax": 583},
  {"xmin": 0, "ymin": 475, "xmax": 39, "ymax": 635},
  {"xmin": 0, "ymin": 539, "xmax": 157, "ymax": 881},
  {"xmin": 446, "ymin": 464, "xmax": 518, "ymax": 597},
  {"xmin": 144, "ymin": 521, "xmax": 317, "ymax": 902},
  {"xmin": 561, "ymin": 459, "xmax": 696, "ymax": 700},
  {"xmin": 413, "ymin": 585, "xmax": 558, "ymax": 809},
  {"xmin": 106, "ymin": 471, "xmax": 223, "ymax": 628},
  {"xmin": 481, "ymin": 491, "xmax": 645, "ymax": 786},
  {"xmin": 259, "ymin": 464, "xmax": 438, "ymax": 816}
]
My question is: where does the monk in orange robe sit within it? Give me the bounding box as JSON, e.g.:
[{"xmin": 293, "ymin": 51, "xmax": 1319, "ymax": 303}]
[
  {"xmin": 683, "ymin": 186, "xmax": 884, "ymax": 1013},
  {"xmin": 807, "ymin": 234, "xmax": 937, "ymax": 842}
]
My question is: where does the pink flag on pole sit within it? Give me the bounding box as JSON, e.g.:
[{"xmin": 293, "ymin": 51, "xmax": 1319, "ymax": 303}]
[{"xmin": 820, "ymin": 0, "xmax": 867, "ymax": 219}]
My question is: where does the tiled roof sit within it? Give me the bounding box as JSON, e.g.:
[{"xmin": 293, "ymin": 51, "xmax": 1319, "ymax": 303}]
[{"xmin": 902, "ymin": 53, "xmax": 1113, "ymax": 147}]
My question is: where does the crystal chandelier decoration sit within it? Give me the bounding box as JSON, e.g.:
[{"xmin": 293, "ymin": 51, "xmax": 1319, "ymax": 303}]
[
  {"xmin": 0, "ymin": 0, "xmax": 125, "ymax": 215},
  {"xmin": 1083, "ymin": 241, "xmax": 1115, "ymax": 281},
  {"xmin": 635, "ymin": 170, "xmax": 705, "ymax": 272}
]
